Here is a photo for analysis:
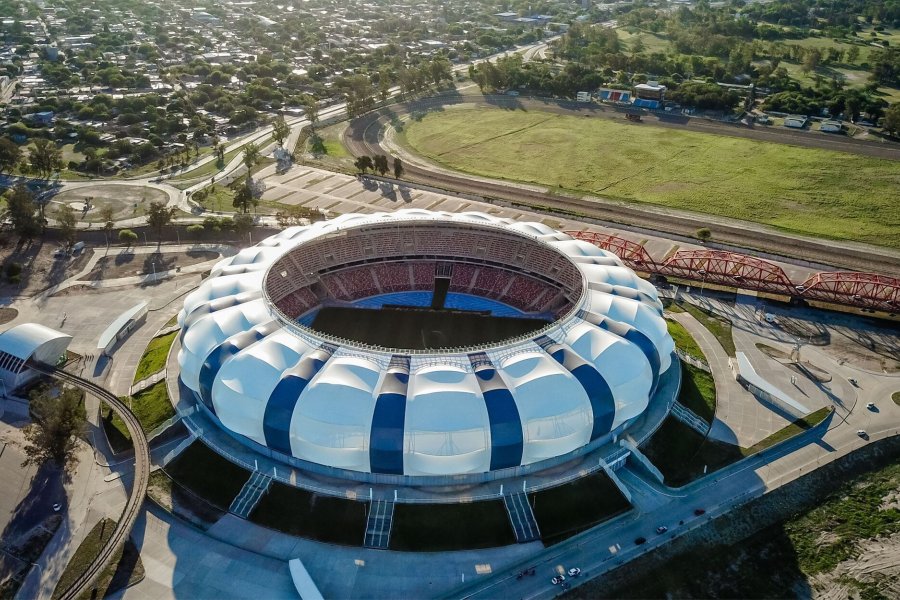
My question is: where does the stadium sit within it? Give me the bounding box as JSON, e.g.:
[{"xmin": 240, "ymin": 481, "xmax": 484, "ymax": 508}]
[{"xmin": 176, "ymin": 209, "xmax": 676, "ymax": 484}]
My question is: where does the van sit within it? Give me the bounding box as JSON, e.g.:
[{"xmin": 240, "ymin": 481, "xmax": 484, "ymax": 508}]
[
  {"xmin": 764, "ymin": 313, "xmax": 777, "ymax": 324},
  {"xmin": 71, "ymin": 241, "xmax": 86, "ymax": 254}
]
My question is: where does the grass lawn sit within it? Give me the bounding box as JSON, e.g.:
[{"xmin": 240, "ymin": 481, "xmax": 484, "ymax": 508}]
[
  {"xmin": 678, "ymin": 301, "xmax": 736, "ymax": 357},
  {"xmin": 617, "ymin": 28, "xmax": 671, "ymax": 53},
  {"xmin": 51, "ymin": 518, "xmax": 144, "ymax": 600},
  {"xmin": 402, "ymin": 107, "xmax": 900, "ymax": 248},
  {"xmin": 641, "ymin": 417, "xmax": 741, "ymax": 486},
  {"xmin": 164, "ymin": 441, "xmax": 249, "ymax": 510},
  {"xmin": 168, "ymin": 137, "xmax": 271, "ymax": 183},
  {"xmin": 786, "ymin": 458, "xmax": 900, "ymax": 575},
  {"xmin": 301, "ymin": 122, "xmax": 356, "ymax": 173},
  {"xmin": 893, "ymin": 391, "xmax": 900, "ymax": 406},
  {"xmin": 146, "ymin": 470, "xmax": 226, "ymax": 525},
  {"xmin": 164, "ymin": 313, "xmax": 180, "ymax": 328},
  {"xmin": 102, "ymin": 381, "xmax": 175, "ymax": 453},
  {"xmin": 249, "ymin": 482, "xmax": 368, "ymax": 546},
  {"xmin": 530, "ymin": 471, "xmax": 631, "ymax": 545},
  {"xmin": 390, "ymin": 501, "xmax": 516, "ymax": 551},
  {"xmin": 667, "ymin": 319, "xmax": 705, "ymax": 362},
  {"xmin": 678, "ymin": 362, "xmax": 716, "ymax": 423},
  {"xmin": 133, "ymin": 331, "xmax": 177, "ymax": 384}
]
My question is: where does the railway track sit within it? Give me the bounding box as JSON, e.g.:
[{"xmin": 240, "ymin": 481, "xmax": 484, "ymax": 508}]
[
  {"xmin": 344, "ymin": 98, "xmax": 900, "ymax": 277},
  {"xmin": 30, "ymin": 364, "xmax": 151, "ymax": 600}
]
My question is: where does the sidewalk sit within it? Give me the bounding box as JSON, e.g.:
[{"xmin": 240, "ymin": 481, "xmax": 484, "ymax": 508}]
[{"xmin": 669, "ymin": 311, "xmax": 765, "ymax": 447}]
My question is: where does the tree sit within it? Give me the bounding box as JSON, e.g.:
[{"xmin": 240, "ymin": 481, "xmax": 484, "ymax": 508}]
[
  {"xmin": 373, "ymin": 154, "xmax": 389, "ymax": 176},
  {"xmin": 0, "ymin": 137, "xmax": 22, "ymax": 174},
  {"xmin": 233, "ymin": 185, "xmax": 255, "ymax": 214},
  {"xmin": 233, "ymin": 212, "xmax": 254, "ymax": 238},
  {"xmin": 393, "ymin": 156, "xmax": 404, "ymax": 179},
  {"xmin": 302, "ymin": 96, "xmax": 319, "ymax": 130},
  {"xmin": 695, "ymin": 227, "xmax": 712, "ymax": 242},
  {"xmin": 22, "ymin": 385, "xmax": 86, "ymax": 472},
  {"xmin": 55, "ymin": 204, "xmax": 77, "ymax": 249},
  {"xmin": 119, "ymin": 228, "xmax": 138, "ymax": 248},
  {"xmin": 5, "ymin": 183, "xmax": 40, "ymax": 238},
  {"xmin": 354, "ymin": 155, "xmax": 373, "ymax": 173},
  {"xmin": 846, "ymin": 45, "xmax": 860, "ymax": 65},
  {"xmin": 884, "ymin": 103, "xmax": 900, "ymax": 136},
  {"xmin": 272, "ymin": 114, "xmax": 290, "ymax": 147},
  {"xmin": 99, "ymin": 205, "xmax": 116, "ymax": 247},
  {"xmin": 145, "ymin": 201, "xmax": 176, "ymax": 246},
  {"xmin": 801, "ymin": 48, "xmax": 822, "ymax": 74},
  {"xmin": 29, "ymin": 138, "xmax": 63, "ymax": 179},
  {"xmin": 242, "ymin": 142, "xmax": 260, "ymax": 173}
]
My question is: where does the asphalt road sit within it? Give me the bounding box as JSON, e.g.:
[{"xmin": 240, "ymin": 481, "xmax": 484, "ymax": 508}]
[{"xmin": 447, "ymin": 379, "xmax": 900, "ymax": 600}]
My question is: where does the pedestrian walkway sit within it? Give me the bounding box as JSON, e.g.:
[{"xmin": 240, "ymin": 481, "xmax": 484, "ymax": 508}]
[
  {"xmin": 229, "ymin": 471, "xmax": 273, "ymax": 519},
  {"xmin": 669, "ymin": 311, "xmax": 763, "ymax": 447},
  {"xmin": 363, "ymin": 499, "xmax": 394, "ymax": 549},
  {"xmin": 503, "ymin": 492, "xmax": 540, "ymax": 543}
]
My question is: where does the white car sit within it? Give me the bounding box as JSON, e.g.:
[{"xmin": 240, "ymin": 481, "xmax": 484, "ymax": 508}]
[
  {"xmin": 551, "ymin": 575, "xmax": 566, "ymax": 585},
  {"xmin": 567, "ymin": 567, "xmax": 581, "ymax": 577},
  {"xmin": 857, "ymin": 430, "xmax": 868, "ymax": 439}
]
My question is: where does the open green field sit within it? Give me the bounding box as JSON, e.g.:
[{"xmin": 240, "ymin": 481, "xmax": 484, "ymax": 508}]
[{"xmin": 402, "ymin": 107, "xmax": 900, "ymax": 248}]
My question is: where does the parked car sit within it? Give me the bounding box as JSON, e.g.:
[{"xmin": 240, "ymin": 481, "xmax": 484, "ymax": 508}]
[{"xmin": 866, "ymin": 402, "xmax": 876, "ymax": 411}]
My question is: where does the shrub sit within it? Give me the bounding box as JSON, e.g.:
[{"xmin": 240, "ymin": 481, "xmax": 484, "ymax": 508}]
[
  {"xmin": 118, "ymin": 229, "xmax": 138, "ymax": 246},
  {"xmin": 186, "ymin": 224, "xmax": 205, "ymax": 239},
  {"xmin": 5, "ymin": 262, "xmax": 23, "ymax": 278}
]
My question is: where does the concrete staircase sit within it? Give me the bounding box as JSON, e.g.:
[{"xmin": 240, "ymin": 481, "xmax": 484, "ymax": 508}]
[
  {"xmin": 503, "ymin": 492, "xmax": 541, "ymax": 543},
  {"xmin": 363, "ymin": 499, "xmax": 395, "ymax": 549},
  {"xmin": 229, "ymin": 471, "xmax": 273, "ymax": 518}
]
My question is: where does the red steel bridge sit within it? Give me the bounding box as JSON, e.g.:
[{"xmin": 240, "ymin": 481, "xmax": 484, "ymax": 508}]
[{"xmin": 567, "ymin": 231, "xmax": 900, "ymax": 313}]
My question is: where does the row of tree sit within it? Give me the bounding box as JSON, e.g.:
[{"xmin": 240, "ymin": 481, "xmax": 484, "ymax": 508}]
[{"xmin": 353, "ymin": 155, "xmax": 404, "ymax": 179}]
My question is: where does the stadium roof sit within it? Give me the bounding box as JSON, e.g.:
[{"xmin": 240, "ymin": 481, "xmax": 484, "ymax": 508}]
[
  {"xmin": 0, "ymin": 323, "xmax": 71, "ymax": 361},
  {"xmin": 177, "ymin": 210, "xmax": 675, "ymax": 478}
]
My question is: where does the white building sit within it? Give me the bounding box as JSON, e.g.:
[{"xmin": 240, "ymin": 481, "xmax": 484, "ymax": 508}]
[
  {"xmin": 0, "ymin": 323, "xmax": 71, "ymax": 393},
  {"xmin": 177, "ymin": 210, "xmax": 674, "ymax": 478}
]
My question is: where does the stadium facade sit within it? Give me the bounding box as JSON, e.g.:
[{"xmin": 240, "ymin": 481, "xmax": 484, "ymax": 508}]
[{"xmin": 177, "ymin": 210, "xmax": 674, "ymax": 481}]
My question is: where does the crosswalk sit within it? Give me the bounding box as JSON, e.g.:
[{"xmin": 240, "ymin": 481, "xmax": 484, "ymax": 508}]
[{"xmin": 503, "ymin": 492, "xmax": 540, "ymax": 543}]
